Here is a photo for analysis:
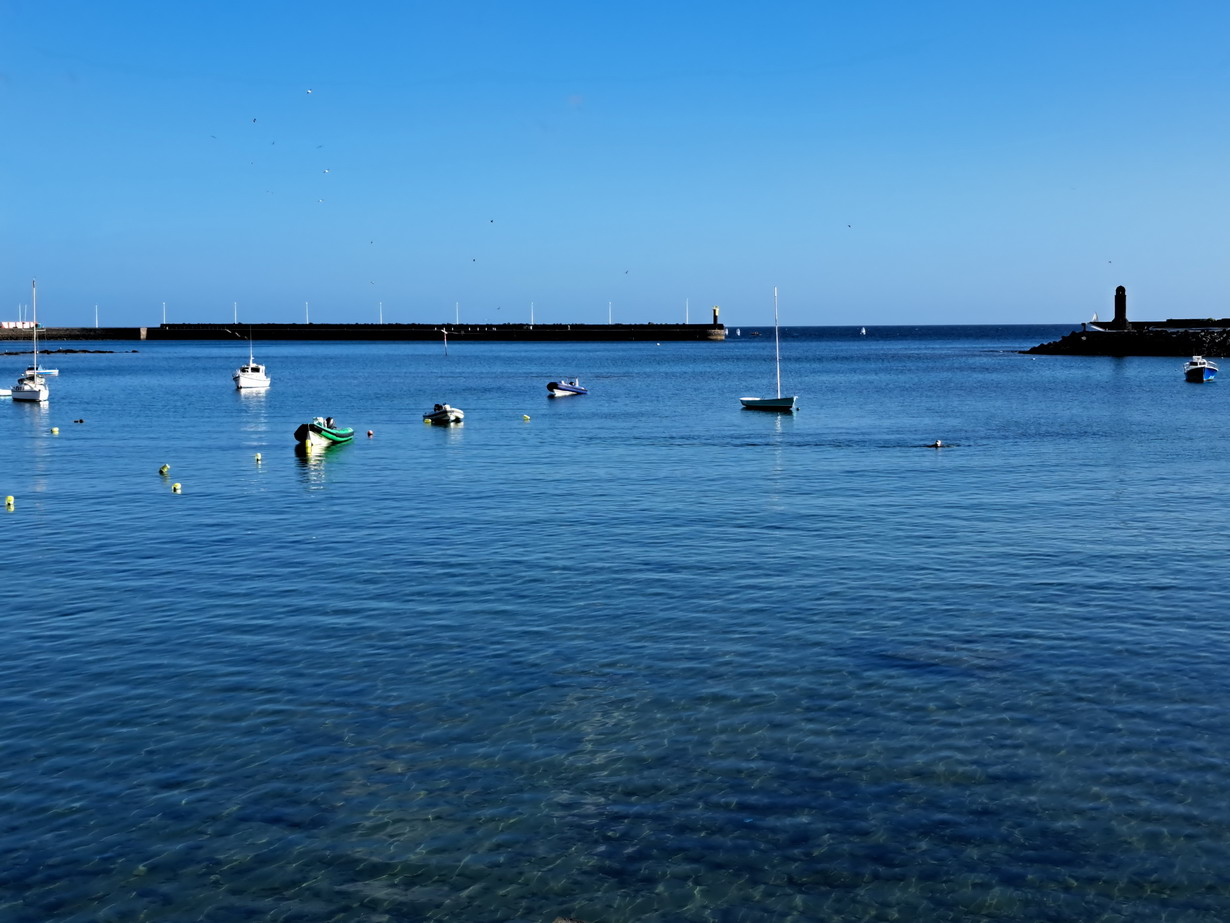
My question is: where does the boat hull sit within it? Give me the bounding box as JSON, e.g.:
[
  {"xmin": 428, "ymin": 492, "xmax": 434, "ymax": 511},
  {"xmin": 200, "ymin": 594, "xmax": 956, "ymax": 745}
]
[
  {"xmin": 294, "ymin": 422, "xmax": 354, "ymax": 446},
  {"xmin": 11, "ymin": 375, "xmax": 49, "ymax": 402},
  {"xmin": 739, "ymin": 396, "xmax": 797, "ymax": 411},
  {"xmin": 1184, "ymin": 355, "xmax": 1217, "ymax": 382},
  {"xmin": 547, "ymin": 380, "xmax": 588, "ymax": 396},
  {"xmin": 234, "ymin": 373, "xmax": 271, "ymax": 389},
  {"xmin": 423, "ymin": 409, "xmax": 464, "ymax": 424}
]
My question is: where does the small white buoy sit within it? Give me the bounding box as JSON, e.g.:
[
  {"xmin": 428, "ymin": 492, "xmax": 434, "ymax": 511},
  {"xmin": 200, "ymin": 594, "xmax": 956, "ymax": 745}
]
[
  {"xmin": 4, "ymin": 495, "xmax": 13, "ymax": 510},
  {"xmin": 254, "ymin": 453, "xmax": 262, "ymax": 462},
  {"xmin": 171, "ymin": 483, "xmax": 182, "ymax": 493},
  {"xmin": 50, "ymin": 427, "xmax": 59, "ymax": 434},
  {"xmin": 522, "ymin": 414, "xmax": 531, "ymax": 421},
  {"xmin": 367, "ymin": 430, "xmax": 374, "ymax": 437}
]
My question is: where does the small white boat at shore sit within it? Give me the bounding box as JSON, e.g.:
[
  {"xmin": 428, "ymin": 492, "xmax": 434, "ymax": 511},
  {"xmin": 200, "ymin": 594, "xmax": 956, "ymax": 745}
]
[{"xmin": 423, "ymin": 403, "xmax": 464, "ymax": 424}]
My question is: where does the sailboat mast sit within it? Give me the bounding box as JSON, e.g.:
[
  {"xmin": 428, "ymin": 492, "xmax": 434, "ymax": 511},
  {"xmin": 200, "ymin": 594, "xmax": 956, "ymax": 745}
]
[
  {"xmin": 773, "ymin": 286, "xmax": 781, "ymax": 399},
  {"xmin": 31, "ymin": 279, "xmax": 38, "ymax": 368}
]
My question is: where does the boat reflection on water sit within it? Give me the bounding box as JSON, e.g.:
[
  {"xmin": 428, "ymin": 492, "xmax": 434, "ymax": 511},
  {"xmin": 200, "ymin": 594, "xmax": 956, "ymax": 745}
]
[{"xmin": 293, "ymin": 440, "xmax": 345, "ymax": 489}]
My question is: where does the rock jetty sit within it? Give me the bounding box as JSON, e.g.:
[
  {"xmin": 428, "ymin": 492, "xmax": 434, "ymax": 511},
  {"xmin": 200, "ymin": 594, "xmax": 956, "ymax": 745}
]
[{"xmin": 1024, "ymin": 285, "xmax": 1230, "ymax": 357}]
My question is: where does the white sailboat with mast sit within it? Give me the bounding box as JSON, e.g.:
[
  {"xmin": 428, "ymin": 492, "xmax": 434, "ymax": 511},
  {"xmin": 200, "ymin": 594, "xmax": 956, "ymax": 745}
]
[
  {"xmin": 11, "ymin": 279, "xmax": 49, "ymax": 402},
  {"xmin": 231, "ymin": 328, "xmax": 270, "ymax": 389},
  {"xmin": 739, "ymin": 286, "xmax": 796, "ymax": 411}
]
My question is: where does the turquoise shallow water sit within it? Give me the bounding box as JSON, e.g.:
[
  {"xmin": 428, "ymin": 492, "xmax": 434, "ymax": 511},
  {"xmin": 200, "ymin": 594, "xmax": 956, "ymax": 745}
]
[{"xmin": 4, "ymin": 325, "xmax": 1230, "ymax": 922}]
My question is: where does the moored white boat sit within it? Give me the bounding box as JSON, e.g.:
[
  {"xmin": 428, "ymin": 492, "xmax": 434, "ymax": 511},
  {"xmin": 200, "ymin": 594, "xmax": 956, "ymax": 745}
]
[
  {"xmin": 11, "ymin": 371, "xmax": 49, "ymax": 402},
  {"xmin": 234, "ymin": 362, "xmax": 270, "ymax": 389},
  {"xmin": 12, "ymin": 280, "xmax": 49, "ymax": 403},
  {"xmin": 232, "ymin": 331, "xmax": 270, "ymax": 389},
  {"xmin": 1184, "ymin": 355, "xmax": 1218, "ymax": 382},
  {"xmin": 423, "ymin": 403, "xmax": 464, "ymax": 424},
  {"xmin": 294, "ymin": 417, "xmax": 354, "ymax": 446},
  {"xmin": 547, "ymin": 378, "xmax": 588, "ymax": 397},
  {"xmin": 740, "ymin": 286, "xmax": 797, "ymax": 412}
]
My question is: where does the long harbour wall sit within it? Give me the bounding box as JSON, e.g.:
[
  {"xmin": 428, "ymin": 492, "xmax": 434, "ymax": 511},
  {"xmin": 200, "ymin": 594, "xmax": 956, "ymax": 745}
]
[{"xmin": 0, "ymin": 322, "xmax": 726, "ymax": 342}]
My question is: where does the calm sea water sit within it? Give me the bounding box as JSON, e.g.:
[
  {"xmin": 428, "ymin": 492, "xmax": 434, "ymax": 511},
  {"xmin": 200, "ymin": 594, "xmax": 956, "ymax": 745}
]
[{"xmin": 4, "ymin": 325, "xmax": 1230, "ymax": 922}]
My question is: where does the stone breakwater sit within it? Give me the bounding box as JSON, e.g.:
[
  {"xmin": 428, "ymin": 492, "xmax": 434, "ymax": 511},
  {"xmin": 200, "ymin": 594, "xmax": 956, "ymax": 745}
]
[
  {"xmin": 1024, "ymin": 327, "xmax": 1230, "ymax": 357},
  {"xmin": 0, "ymin": 322, "xmax": 726, "ymax": 342}
]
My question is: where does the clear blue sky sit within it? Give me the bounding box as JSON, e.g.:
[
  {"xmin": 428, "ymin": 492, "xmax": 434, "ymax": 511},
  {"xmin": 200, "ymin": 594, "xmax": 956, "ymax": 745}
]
[{"xmin": 4, "ymin": 1, "xmax": 1228, "ymax": 327}]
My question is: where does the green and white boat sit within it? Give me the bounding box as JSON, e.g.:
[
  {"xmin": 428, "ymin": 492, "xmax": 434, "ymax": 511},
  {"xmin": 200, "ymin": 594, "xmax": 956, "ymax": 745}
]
[{"xmin": 294, "ymin": 417, "xmax": 354, "ymax": 447}]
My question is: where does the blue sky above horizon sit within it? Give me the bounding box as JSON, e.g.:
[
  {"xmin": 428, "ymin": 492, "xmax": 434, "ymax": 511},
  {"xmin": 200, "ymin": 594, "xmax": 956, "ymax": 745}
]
[{"xmin": 3, "ymin": 1, "xmax": 1228, "ymax": 328}]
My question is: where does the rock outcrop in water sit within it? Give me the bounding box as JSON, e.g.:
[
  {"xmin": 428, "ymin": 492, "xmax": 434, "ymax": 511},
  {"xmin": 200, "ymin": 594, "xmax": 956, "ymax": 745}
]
[{"xmin": 1024, "ymin": 326, "xmax": 1230, "ymax": 357}]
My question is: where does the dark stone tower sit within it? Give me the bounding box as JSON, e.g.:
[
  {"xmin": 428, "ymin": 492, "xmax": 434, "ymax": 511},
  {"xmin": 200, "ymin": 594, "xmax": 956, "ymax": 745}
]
[{"xmin": 1112, "ymin": 285, "xmax": 1128, "ymax": 329}]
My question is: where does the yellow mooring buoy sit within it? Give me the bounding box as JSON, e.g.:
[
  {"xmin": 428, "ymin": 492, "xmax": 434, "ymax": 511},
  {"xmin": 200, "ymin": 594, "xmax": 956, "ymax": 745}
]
[
  {"xmin": 5, "ymin": 496, "xmax": 14, "ymax": 510},
  {"xmin": 159, "ymin": 464, "xmax": 170, "ymax": 476},
  {"xmin": 172, "ymin": 483, "xmax": 182, "ymax": 493}
]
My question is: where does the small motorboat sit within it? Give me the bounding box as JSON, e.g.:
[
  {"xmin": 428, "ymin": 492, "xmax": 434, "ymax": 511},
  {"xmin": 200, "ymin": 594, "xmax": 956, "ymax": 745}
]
[
  {"xmin": 423, "ymin": 403, "xmax": 464, "ymax": 424},
  {"xmin": 234, "ymin": 361, "xmax": 270, "ymax": 389},
  {"xmin": 232, "ymin": 332, "xmax": 270, "ymax": 389},
  {"xmin": 547, "ymin": 378, "xmax": 588, "ymax": 397},
  {"xmin": 294, "ymin": 417, "xmax": 354, "ymax": 446},
  {"xmin": 1184, "ymin": 355, "xmax": 1218, "ymax": 382}
]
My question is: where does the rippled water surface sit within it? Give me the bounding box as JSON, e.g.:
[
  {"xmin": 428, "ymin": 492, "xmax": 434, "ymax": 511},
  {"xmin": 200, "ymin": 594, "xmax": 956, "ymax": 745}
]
[{"xmin": 4, "ymin": 325, "xmax": 1230, "ymax": 922}]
